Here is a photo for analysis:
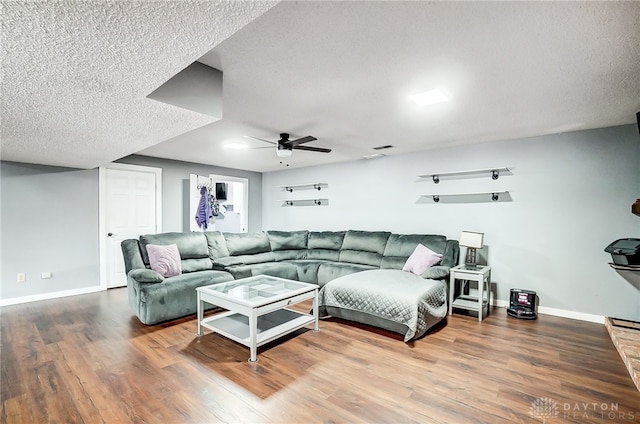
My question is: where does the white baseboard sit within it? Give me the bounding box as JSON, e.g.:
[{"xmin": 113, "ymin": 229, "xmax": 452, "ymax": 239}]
[
  {"xmin": 0, "ymin": 288, "xmax": 606, "ymax": 325},
  {"xmin": 492, "ymin": 299, "xmax": 605, "ymax": 324},
  {"xmin": 0, "ymin": 286, "xmax": 103, "ymax": 307}
]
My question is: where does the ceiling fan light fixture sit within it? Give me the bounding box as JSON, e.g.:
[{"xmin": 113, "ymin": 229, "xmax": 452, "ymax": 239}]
[
  {"xmin": 276, "ymin": 147, "xmax": 292, "ymax": 158},
  {"xmin": 409, "ymin": 89, "xmax": 449, "ymax": 106}
]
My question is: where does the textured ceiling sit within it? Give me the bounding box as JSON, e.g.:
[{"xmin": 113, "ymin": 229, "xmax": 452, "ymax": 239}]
[
  {"xmin": 2, "ymin": 1, "xmax": 639, "ymax": 172},
  {"xmin": 0, "ymin": 1, "xmax": 277, "ymax": 169}
]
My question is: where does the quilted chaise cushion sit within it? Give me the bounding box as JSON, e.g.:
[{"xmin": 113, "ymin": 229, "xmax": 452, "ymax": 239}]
[{"xmin": 267, "ymin": 230, "xmax": 309, "ymax": 251}]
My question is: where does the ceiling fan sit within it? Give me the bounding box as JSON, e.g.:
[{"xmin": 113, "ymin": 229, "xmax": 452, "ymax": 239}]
[{"xmin": 245, "ymin": 133, "xmax": 331, "ymax": 157}]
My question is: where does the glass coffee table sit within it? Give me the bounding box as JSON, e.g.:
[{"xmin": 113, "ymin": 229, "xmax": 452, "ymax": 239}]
[{"xmin": 196, "ymin": 275, "xmax": 319, "ymax": 362}]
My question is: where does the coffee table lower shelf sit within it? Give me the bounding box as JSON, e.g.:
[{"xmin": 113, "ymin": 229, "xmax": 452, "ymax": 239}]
[{"xmin": 201, "ymin": 308, "xmax": 315, "ymax": 350}]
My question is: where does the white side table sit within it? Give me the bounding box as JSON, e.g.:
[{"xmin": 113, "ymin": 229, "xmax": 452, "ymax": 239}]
[{"xmin": 449, "ymin": 264, "xmax": 492, "ymax": 321}]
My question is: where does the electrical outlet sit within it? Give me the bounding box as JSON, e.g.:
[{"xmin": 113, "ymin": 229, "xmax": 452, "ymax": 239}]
[
  {"xmin": 17, "ymin": 273, "xmax": 26, "ymax": 282},
  {"xmin": 41, "ymin": 272, "xmax": 52, "ymax": 279}
]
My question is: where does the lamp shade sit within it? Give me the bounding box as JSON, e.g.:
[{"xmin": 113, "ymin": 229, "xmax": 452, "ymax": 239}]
[{"xmin": 459, "ymin": 231, "xmax": 484, "ymax": 249}]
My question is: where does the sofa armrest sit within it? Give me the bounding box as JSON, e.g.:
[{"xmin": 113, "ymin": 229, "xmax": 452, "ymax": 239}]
[
  {"xmin": 128, "ymin": 268, "xmax": 164, "ymax": 284},
  {"xmin": 440, "ymin": 240, "xmax": 459, "ymax": 268},
  {"xmin": 121, "ymin": 239, "xmax": 147, "ymax": 275},
  {"xmin": 421, "ymin": 266, "xmax": 450, "ymax": 280}
]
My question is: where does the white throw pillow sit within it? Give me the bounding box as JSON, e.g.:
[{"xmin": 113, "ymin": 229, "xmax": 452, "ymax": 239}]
[
  {"xmin": 146, "ymin": 244, "xmax": 182, "ymax": 278},
  {"xmin": 402, "ymin": 244, "xmax": 442, "ymax": 275}
]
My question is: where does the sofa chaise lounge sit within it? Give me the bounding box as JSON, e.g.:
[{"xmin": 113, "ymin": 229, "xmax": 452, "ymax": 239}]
[{"xmin": 121, "ymin": 230, "xmax": 459, "ymax": 340}]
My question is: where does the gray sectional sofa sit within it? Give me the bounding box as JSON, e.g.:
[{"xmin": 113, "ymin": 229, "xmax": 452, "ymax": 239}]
[{"xmin": 121, "ymin": 230, "xmax": 459, "ymax": 338}]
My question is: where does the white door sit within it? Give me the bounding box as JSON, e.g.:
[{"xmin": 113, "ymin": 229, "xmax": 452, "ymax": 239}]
[{"xmin": 100, "ymin": 164, "xmax": 162, "ymax": 289}]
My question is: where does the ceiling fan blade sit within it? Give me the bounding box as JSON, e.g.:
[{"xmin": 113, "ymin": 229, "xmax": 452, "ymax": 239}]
[
  {"xmin": 244, "ymin": 135, "xmax": 276, "ymax": 145},
  {"xmin": 250, "ymin": 146, "xmax": 273, "ymax": 150},
  {"xmin": 288, "ymin": 136, "xmax": 317, "ymax": 147},
  {"xmin": 293, "ymin": 145, "xmax": 332, "ymax": 153}
]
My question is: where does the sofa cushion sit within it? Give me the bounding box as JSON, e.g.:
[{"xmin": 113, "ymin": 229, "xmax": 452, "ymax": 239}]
[
  {"xmin": 381, "ymin": 234, "xmax": 447, "ymax": 269},
  {"xmin": 383, "ymin": 234, "xmax": 447, "ymax": 257},
  {"xmin": 339, "ymin": 250, "xmax": 384, "ymax": 267},
  {"xmin": 306, "ymin": 249, "xmax": 340, "ymax": 261},
  {"xmin": 212, "ymin": 252, "xmax": 277, "ymax": 270},
  {"xmin": 272, "ymin": 249, "xmax": 308, "ymax": 261},
  {"xmin": 140, "ymin": 232, "xmax": 211, "ymax": 273},
  {"xmin": 308, "ymin": 231, "xmax": 346, "ymax": 250},
  {"xmin": 267, "ymin": 230, "xmax": 309, "ymax": 251},
  {"xmin": 140, "ymin": 232, "xmax": 209, "ymax": 263},
  {"xmin": 342, "ymin": 230, "xmax": 391, "ymax": 254},
  {"xmin": 338, "ymin": 230, "xmax": 390, "ymax": 267},
  {"xmin": 284, "ymin": 260, "xmax": 328, "ymax": 284},
  {"xmin": 146, "ymin": 244, "xmax": 182, "ymax": 277},
  {"xmin": 204, "ymin": 231, "xmax": 230, "ymax": 259},
  {"xmin": 224, "ymin": 262, "xmax": 298, "ymax": 281},
  {"xmin": 224, "ymin": 232, "xmax": 271, "ymax": 256}
]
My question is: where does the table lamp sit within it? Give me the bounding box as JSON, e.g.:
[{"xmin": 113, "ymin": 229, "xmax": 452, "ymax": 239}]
[{"xmin": 459, "ymin": 231, "xmax": 484, "ymax": 268}]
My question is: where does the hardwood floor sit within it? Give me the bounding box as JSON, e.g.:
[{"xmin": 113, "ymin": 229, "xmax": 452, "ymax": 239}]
[{"xmin": 2, "ymin": 287, "xmax": 639, "ymax": 424}]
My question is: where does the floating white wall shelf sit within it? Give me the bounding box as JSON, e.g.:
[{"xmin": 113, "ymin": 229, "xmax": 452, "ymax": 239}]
[
  {"xmin": 419, "ymin": 167, "xmax": 510, "ymax": 184},
  {"xmin": 279, "ymin": 183, "xmax": 328, "ymax": 192},
  {"xmin": 279, "ymin": 199, "xmax": 329, "ymax": 207},
  {"xmin": 421, "ymin": 191, "xmax": 510, "ymax": 203}
]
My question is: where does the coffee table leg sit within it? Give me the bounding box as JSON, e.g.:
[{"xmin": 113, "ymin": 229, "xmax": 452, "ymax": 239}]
[
  {"xmin": 313, "ymin": 289, "xmax": 319, "ymax": 332},
  {"xmin": 196, "ymin": 293, "xmax": 203, "ymax": 336},
  {"xmin": 248, "ymin": 311, "xmax": 258, "ymax": 362}
]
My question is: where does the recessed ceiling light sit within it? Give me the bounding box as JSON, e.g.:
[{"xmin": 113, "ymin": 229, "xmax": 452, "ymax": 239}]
[
  {"xmin": 409, "ymin": 89, "xmax": 449, "ymax": 106},
  {"xmin": 363, "ymin": 153, "xmax": 386, "ymax": 159},
  {"xmin": 224, "ymin": 142, "xmax": 248, "ymax": 150}
]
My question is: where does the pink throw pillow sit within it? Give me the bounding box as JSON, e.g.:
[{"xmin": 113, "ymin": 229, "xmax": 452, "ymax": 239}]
[
  {"xmin": 402, "ymin": 244, "xmax": 442, "ymax": 275},
  {"xmin": 146, "ymin": 244, "xmax": 182, "ymax": 278}
]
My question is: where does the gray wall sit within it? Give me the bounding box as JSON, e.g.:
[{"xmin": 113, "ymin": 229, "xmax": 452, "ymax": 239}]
[
  {"xmin": 262, "ymin": 125, "xmax": 640, "ymax": 321},
  {"xmin": 0, "ymin": 155, "xmax": 262, "ymax": 303},
  {"xmin": 116, "ymin": 155, "xmax": 262, "ymax": 233},
  {"xmin": 1, "ymin": 162, "xmax": 100, "ymax": 299}
]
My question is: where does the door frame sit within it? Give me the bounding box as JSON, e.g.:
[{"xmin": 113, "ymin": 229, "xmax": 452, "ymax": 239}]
[
  {"xmin": 209, "ymin": 174, "xmax": 249, "ymax": 233},
  {"xmin": 98, "ymin": 163, "xmax": 163, "ymax": 290}
]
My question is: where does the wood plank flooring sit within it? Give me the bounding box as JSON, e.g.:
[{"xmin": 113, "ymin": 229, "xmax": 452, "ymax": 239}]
[{"xmin": 2, "ymin": 288, "xmax": 639, "ymax": 423}]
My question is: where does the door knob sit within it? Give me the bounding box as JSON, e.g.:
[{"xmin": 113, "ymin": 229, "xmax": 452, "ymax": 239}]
[{"xmin": 107, "ymin": 232, "xmax": 116, "ymax": 237}]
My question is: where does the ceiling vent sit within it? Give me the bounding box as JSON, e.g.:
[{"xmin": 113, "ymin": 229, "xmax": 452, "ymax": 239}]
[{"xmin": 373, "ymin": 145, "xmax": 394, "ymax": 150}]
